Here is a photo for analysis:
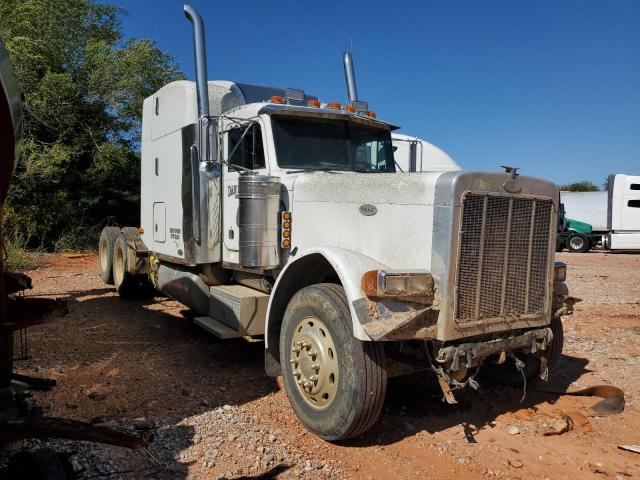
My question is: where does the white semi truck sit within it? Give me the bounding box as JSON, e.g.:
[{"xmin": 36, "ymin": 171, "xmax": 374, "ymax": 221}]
[
  {"xmin": 559, "ymin": 174, "xmax": 640, "ymax": 252},
  {"xmin": 98, "ymin": 5, "xmax": 573, "ymax": 440}
]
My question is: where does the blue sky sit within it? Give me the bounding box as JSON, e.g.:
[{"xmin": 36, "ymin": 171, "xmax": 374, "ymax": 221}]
[{"xmin": 115, "ymin": 0, "xmax": 639, "ymax": 186}]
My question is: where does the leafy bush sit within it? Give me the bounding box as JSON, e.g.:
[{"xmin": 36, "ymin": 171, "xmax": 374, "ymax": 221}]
[
  {"xmin": 558, "ymin": 181, "xmax": 600, "ymax": 192},
  {"xmin": 0, "ymin": 0, "xmax": 184, "ymax": 250}
]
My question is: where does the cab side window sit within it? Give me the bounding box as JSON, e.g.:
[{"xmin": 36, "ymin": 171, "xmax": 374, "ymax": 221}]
[{"xmin": 228, "ymin": 125, "xmax": 265, "ymax": 170}]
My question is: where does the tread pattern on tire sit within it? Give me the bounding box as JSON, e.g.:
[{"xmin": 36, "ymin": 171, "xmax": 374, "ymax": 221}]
[
  {"xmin": 545, "ymin": 316, "xmax": 564, "ymax": 372},
  {"xmin": 319, "ymin": 283, "xmax": 387, "ymax": 439},
  {"xmin": 99, "ymin": 226, "xmax": 120, "ymax": 285},
  {"xmin": 113, "ymin": 234, "xmax": 140, "ymax": 298}
]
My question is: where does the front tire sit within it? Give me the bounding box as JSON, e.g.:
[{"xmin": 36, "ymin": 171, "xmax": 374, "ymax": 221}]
[
  {"xmin": 481, "ymin": 316, "xmax": 564, "ymax": 387},
  {"xmin": 279, "ymin": 283, "xmax": 387, "ymax": 441}
]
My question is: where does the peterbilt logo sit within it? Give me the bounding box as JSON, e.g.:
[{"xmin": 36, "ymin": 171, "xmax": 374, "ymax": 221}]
[
  {"xmin": 503, "ymin": 180, "xmax": 522, "ymax": 193},
  {"xmin": 359, "ymin": 204, "xmax": 377, "ymax": 216}
]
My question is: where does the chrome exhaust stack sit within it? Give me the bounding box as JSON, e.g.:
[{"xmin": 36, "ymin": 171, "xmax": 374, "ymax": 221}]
[
  {"xmin": 184, "ymin": 4, "xmax": 209, "ymax": 119},
  {"xmin": 343, "ymin": 51, "xmax": 358, "ymax": 105},
  {"xmin": 183, "ymin": 4, "xmax": 219, "ymax": 264},
  {"xmin": 184, "ymin": 4, "xmax": 215, "ymax": 163}
]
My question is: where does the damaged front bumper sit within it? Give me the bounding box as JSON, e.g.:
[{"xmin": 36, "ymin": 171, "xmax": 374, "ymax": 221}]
[
  {"xmin": 435, "ymin": 327, "xmax": 553, "ymax": 372},
  {"xmin": 430, "ymin": 326, "xmax": 553, "ymax": 404}
]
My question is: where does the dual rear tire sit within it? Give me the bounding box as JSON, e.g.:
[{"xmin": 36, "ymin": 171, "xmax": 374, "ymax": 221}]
[
  {"xmin": 98, "ymin": 227, "xmax": 119, "ymax": 284},
  {"xmin": 98, "ymin": 227, "xmax": 152, "ymax": 298}
]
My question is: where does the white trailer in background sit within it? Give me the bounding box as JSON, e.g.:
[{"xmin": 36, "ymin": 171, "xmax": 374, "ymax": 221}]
[
  {"xmin": 560, "ymin": 191, "xmax": 608, "ymax": 232},
  {"xmin": 560, "ymin": 174, "xmax": 640, "ymax": 251}
]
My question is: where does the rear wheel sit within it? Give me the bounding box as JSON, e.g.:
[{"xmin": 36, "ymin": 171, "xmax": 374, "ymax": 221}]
[
  {"xmin": 98, "ymin": 226, "xmax": 119, "ymax": 284},
  {"xmin": 279, "ymin": 283, "xmax": 387, "ymax": 441},
  {"xmin": 112, "ymin": 234, "xmax": 146, "ymax": 298},
  {"xmin": 566, "ymin": 233, "xmax": 590, "ymax": 253},
  {"xmin": 481, "ymin": 316, "xmax": 564, "ymax": 387}
]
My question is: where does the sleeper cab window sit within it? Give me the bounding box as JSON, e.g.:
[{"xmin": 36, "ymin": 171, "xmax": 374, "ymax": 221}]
[{"xmin": 228, "ymin": 124, "xmax": 266, "ymax": 171}]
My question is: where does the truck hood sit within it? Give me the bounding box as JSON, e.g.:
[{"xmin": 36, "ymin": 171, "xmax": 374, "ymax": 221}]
[
  {"xmin": 291, "ymin": 171, "xmax": 445, "ymax": 206},
  {"xmin": 289, "ymin": 172, "xmax": 446, "ymax": 271}
]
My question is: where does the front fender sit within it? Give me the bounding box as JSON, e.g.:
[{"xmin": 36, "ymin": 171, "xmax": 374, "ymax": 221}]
[{"xmin": 265, "ymin": 247, "xmax": 387, "ymax": 350}]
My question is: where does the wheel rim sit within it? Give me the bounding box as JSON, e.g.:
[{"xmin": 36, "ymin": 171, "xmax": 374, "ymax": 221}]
[
  {"xmin": 114, "ymin": 244, "xmax": 125, "ymax": 285},
  {"xmin": 569, "ymin": 236, "xmax": 584, "ymax": 250},
  {"xmin": 289, "ymin": 316, "xmax": 339, "ymax": 410},
  {"xmin": 99, "ymin": 239, "xmax": 108, "ymax": 273}
]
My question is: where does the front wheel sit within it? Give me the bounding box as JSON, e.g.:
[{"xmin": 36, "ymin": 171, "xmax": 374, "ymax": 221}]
[
  {"xmin": 279, "ymin": 283, "xmax": 387, "ymax": 441},
  {"xmin": 566, "ymin": 233, "xmax": 590, "ymax": 253},
  {"xmin": 481, "ymin": 316, "xmax": 564, "ymax": 387}
]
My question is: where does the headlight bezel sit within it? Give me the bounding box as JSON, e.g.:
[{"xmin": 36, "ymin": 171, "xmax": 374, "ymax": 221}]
[
  {"xmin": 554, "ymin": 261, "xmax": 567, "ymax": 283},
  {"xmin": 361, "ymin": 269, "xmax": 435, "ymax": 300}
]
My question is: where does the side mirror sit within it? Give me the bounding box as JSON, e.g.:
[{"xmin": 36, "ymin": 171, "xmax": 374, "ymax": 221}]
[{"xmin": 200, "ymin": 116, "xmax": 218, "ymax": 164}]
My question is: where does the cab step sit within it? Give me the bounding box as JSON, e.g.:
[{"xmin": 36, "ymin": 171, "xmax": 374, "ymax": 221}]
[
  {"xmin": 208, "ymin": 284, "xmax": 269, "ymax": 336},
  {"xmin": 193, "ymin": 316, "xmax": 243, "ymax": 339}
]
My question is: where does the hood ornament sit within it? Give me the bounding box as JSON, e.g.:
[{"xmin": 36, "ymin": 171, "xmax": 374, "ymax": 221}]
[
  {"xmin": 501, "ymin": 166, "xmax": 522, "ymax": 193},
  {"xmin": 500, "ymin": 165, "xmax": 520, "ymax": 180}
]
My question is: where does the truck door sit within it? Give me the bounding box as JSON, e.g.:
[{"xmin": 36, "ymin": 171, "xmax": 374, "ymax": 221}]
[{"xmin": 222, "ymin": 122, "xmax": 267, "ymax": 258}]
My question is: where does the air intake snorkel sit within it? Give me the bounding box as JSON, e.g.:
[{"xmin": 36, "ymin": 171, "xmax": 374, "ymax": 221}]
[
  {"xmin": 184, "ymin": 4, "xmax": 215, "ymax": 163},
  {"xmin": 343, "ymin": 51, "xmax": 358, "ymax": 105},
  {"xmin": 343, "ymin": 51, "xmax": 368, "ymax": 113}
]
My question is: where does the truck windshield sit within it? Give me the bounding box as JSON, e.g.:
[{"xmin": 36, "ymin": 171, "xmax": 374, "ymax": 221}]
[{"xmin": 271, "ymin": 116, "xmax": 396, "ymax": 173}]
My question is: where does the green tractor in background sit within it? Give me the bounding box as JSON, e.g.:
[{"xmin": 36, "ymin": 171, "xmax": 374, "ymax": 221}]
[{"xmin": 557, "ymin": 203, "xmax": 596, "ymax": 253}]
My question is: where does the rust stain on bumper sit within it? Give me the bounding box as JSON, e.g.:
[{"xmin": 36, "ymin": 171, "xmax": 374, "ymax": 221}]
[{"xmin": 355, "ymin": 296, "xmax": 440, "ymax": 341}]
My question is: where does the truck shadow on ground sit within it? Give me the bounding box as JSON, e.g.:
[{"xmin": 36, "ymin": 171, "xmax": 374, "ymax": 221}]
[
  {"xmin": 353, "ymin": 353, "xmax": 590, "ymax": 447},
  {"xmin": 11, "ymin": 289, "xmax": 284, "ymax": 479},
  {"xmin": 17, "ymin": 288, "xmax": 591, "ymax": 477}
]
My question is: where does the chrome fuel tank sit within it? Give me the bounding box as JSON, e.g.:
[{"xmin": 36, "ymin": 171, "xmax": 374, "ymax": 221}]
[{"xmin": 238, "ymin": 175, "xmax": 281, "ymax": 269}]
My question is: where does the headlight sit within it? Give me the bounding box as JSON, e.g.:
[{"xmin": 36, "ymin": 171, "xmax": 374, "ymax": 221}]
[
  {"xmin": 554, "ymin": 262, "xmax": 567, "ymax": 282},
  {"xmin": 361, "ymin": 270, "xmax": 435, "ymax": 299}
]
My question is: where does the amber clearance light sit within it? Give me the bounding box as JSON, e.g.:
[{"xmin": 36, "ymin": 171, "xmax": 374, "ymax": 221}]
[{"xmin": 281, "ymin": 211, "xmax": 292, "ymax": 248}]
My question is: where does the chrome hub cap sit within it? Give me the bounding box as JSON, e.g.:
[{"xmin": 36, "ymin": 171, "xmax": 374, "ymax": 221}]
[
  {"xmin": 569, "ymin": 237, "xmax": 584, "ymax": 249},
  {"xmin": 289, "ymin": 316, "xmax": 339, "ymax": 410}
]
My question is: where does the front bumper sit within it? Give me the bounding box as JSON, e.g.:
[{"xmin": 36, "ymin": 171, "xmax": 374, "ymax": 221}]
[{"xmin": 435, "ymin": 327, "xmax": 553, "ymax": 372}]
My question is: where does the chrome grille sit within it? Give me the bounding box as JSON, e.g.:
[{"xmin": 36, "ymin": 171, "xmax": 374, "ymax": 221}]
[{"xmin": 456, "ymin": 193, "xmax": 553, "ymax": 323}]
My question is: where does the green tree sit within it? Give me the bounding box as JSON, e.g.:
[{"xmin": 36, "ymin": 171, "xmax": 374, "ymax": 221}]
[
  {"xmin": 558, "ymin": 181, "xmax": 600, "ymax": 192},
  {"xmin": 0, "ymin": 0, "xmax": 183, "ymax": 249}
]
